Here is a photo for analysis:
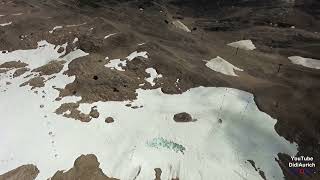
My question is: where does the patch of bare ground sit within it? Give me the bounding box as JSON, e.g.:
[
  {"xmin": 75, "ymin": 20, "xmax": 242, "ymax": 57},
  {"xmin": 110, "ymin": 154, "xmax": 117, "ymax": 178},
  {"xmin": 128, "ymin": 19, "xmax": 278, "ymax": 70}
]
[
  {"xmin": 0, "ymin": 164, "xmax": 39, "ymax": 180},
  {"xmin": 0, "ymin": 61, "xmax": 28, "ymax": 69},
  {"xmin": 154, "ymin": 168, "xmax": 162, "ymax": 180},
  {"xmin": 20, "ymin": 76, "xmax": 45, "ymax": 89},
  {"xmin": 55, "ymin": 102, "xmax": 92, "ymax": 122},
  {"xmin": 31, "ymin": 60, "xmax": 65, "ymax": 75},
  {"xmin": 13, "ymin": 68, "xmax": 30, "ymax": 78},
  {"xmin": 51, "ymin": 154, "xmax": 119, "ymax": 180},
  {"xmin": 58, "ymin": 53, "xmax": 147, "ymax": 102}
]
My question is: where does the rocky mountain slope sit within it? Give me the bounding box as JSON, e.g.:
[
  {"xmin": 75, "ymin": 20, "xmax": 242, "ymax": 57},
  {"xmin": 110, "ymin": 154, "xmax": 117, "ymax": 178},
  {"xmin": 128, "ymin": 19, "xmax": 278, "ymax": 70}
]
[{"xmin": 0, "ymin": 0, "xmax": 319, "ymax": 179}]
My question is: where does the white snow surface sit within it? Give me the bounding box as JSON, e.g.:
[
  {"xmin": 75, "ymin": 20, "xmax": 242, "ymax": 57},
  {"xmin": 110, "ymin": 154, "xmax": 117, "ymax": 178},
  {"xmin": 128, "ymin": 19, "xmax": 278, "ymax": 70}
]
[
  {"xmin": 145, "ymin": 68, "xmax": 163, "ymax": 86},
  {"xmin": 0, "ymin": 44, "xmax": 298, "ymax": 180},
  {"xmin": 227, "ymin": 40, "xmax": 256, "ymax": 50},
  {"xmin": 126, "ymin": 51, "xmax": 148, "ymax": 61},
  {"xmin": 172, "ymin": 20, "xmax": 191, "ymax": 32},
  {"xmin": 0, "ymin": 22, "xmax": 12, "ymax": 26},
  {"xmin": 49, "ymin": 26, "xmax": 63, "ymax": 33},
  {"xmin": 288, "ymin": 56, "xmax": 320, "ymax": 69},
  {"xmin": 205, "ymin": 56, "xmax": 243, "ymax": 76},
  {"xmin": 0, "ymin": 41, "xmax": 67, "ymax": 69},
  {"xmin": 104, "ymin": 33, "xmax": 117, "ymax": 39},
  {"xmin": 105, "ymin": 59, "xmax": 126, "ymax": 71},
  {"xmin": 105, "ymin": 51, "xmax": 148, "ymax": 71},
  {"xmin": 72, "ymin": 37, "xmax": 78, "ymax": 44},
  {"xmin": 12, "ymin": 13, "xmax": 23, "ymax": 16}
]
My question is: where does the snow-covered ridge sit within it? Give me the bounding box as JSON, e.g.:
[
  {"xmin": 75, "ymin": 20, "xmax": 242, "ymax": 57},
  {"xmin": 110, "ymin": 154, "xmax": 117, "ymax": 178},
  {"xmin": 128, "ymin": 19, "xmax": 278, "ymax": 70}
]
[
  {"xmin": 205, "ymin": 56, "xmax": 243, "ymax": 76},
  {"xmin": 288, "ymin": 56, "xmax": 320, "ymax": 69}
]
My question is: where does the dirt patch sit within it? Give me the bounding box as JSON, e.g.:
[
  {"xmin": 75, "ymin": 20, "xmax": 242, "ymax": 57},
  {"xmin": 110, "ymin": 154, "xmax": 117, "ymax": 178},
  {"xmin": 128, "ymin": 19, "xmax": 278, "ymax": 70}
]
[
  {"xmin": 173, "ymin": 112, "xmax": 193, "ymax": 122},
  {"xmin": 55, "ymin": 102, "xmax": 92, "ymax": 122},
  {"xmin": 0, "ymin": 165, "xmax": 39, "ymax": 180},
  {"xmin": 20, "ymin": 77, "xmax": 45, "ymax": 89},
  {"xmin": 13, "ymin": 68, "xmax": 30, "ymax": 78},
  {"xmin": 31, "ymin": 60, "xmax": 65, "ymax": 75},
  {"xmin": 154, "ymin": 168, "xmax": 162, "ymax": 180},
  {"xmin": 0, "ymin": 61, "xmax": 28, "ymax": 69},
  {"xmin": 51, "ymin": 154, "xmax": 119, "ymax": 180}
]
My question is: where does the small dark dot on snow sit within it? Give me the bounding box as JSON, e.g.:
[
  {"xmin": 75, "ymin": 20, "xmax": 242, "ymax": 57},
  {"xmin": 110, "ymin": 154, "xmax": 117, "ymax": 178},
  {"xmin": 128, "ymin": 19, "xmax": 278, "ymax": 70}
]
[{"xmin": 93, "ymin": 75, "xmax": 98, "ymax": 80}]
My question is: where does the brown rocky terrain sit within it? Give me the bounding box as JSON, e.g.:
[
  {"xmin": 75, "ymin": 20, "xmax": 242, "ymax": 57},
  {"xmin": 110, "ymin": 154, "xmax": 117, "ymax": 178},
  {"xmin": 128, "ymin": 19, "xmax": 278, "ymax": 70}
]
[
  {"xmin": 0, "ymin": 165, "xmax": 39, "ymax": 180},
  {"xmin": 0, "ymin": 0, "xmax": 319, "ymax": 179},
  {"xmin": 51, "ymin": 154, "xmax": 118, "ymax": 180}
]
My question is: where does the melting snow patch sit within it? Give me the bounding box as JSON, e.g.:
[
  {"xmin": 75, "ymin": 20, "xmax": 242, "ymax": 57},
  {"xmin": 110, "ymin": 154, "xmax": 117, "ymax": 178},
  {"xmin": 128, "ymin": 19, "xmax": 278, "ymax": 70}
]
[
  {"xmin": 104, "ymin": 33, "xmax": 117, "ymax": 39},
  {"xmin": 205, "ymin": 56, "xmax": 243, "ymax": 76},
  {"xmin": 0, "ymin": 41, "xmax": 67, "ymax": 69},
  {"xmin": 12, "ymin": 13, "xmax": 23, "ymax": 16},
  {"xmin": 138, "ymin": 42, "xmax": 146, "ymax": 46},
  {"xmin": 145, "ymin": 68, "xmax": 162, "ymax": 86},
  {"xmin": 105, "ymin": 51, "xmax": 148, "ymax": 71},
  {"xmin": 172, "ymin": 20, "xmax": 191, "ymax": 32},
  {"xmin": 49, "ymin": 26, "xmax": 63, "ymax": 33},
  {"xmin": 0, "ymin": 22, "xmax": 12, "ymax": 26},
  {"xmin": 127, "ymin": 51, "xmax": 148, "ymax": 61},
  {"xmin": 105, "ymin": 59, "xmax": 126, "ymax": 71},
  {"xmin": 288, "ymin": 56, "xmax": 320, "ymax": 69},
  {"xmin": 72, "ymin": 37, "xmax": 78, "ymax": 44},
  {"xmin": 228, "ymin": 40, "xmax": 256, "ymax": 50}
]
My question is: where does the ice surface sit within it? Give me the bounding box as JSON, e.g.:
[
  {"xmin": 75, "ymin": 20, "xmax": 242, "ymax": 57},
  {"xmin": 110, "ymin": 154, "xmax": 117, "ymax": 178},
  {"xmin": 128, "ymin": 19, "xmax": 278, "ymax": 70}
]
[
  {"xmin": 205, "ymin": 56, "xmax": 243, "ymax": 76},
  {"xmin": 288, "ymin": 56, "xmax": 320, "ymax": 69}
]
